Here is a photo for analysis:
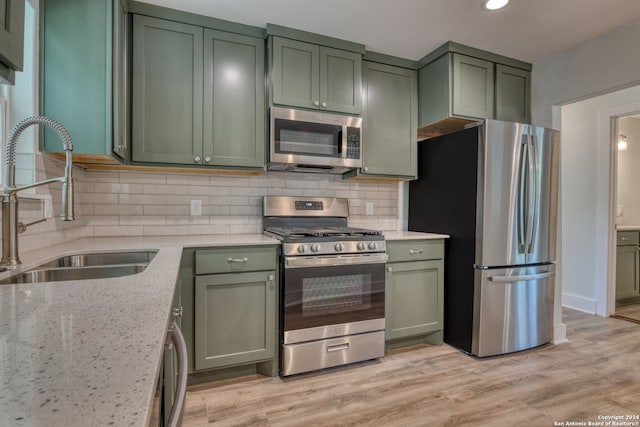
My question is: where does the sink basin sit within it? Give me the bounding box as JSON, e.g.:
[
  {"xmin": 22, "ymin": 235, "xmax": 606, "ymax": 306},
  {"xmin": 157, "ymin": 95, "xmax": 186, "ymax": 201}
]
[
  {"xmin": 0, "ymin": 264, "xmax": 148, "ymax": 284},
  {"xmin": 0, "ymin": 250, "xmax": 158, "ymax": 285},
  {"xmin": 35, "ymin": 250, "xmax": 158, "ymax": 268}
]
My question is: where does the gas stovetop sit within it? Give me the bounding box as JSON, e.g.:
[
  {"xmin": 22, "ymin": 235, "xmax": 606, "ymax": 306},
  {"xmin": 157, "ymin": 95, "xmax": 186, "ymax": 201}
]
[{"xmin": 263, "ymin": 196, "xmax": 386, "ymax": 257}]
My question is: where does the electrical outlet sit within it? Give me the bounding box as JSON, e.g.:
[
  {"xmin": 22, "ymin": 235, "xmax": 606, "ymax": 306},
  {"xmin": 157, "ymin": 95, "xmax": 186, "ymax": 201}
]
[
  {"xmin": 190, "ymin": 199, "xmax": 202, "ymax": 216},
  {"xmin": 365, "ymin": 202, "xmax": 374, "ymax": 216}
]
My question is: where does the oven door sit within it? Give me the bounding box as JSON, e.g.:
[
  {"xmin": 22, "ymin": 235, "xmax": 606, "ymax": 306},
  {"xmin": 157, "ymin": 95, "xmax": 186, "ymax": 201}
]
[{"xmin": 282, "ymin": 254, "xmax": 386, "ymax": 344}]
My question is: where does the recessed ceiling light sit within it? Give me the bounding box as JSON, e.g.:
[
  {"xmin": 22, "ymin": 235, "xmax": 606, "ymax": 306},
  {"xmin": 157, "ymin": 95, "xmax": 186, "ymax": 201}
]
[{"xmin": 482, "ymin": 0, "xmax": 509, "ymax": 10}]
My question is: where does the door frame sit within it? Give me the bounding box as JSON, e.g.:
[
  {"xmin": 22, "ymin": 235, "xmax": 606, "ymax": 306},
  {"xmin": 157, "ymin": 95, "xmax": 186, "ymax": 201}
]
[{"xmin": 601, "ymin": 101, "xmax": 640, "ymax": 317}]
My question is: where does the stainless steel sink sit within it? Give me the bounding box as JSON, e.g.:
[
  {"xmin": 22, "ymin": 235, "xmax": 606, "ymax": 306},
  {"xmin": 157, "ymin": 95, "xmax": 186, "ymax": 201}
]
[
  {"xmin": 0, "ymin": 264, "xmax": 148, "ymax": 284},
  {"xmin": 35, "ymin": 250, "xmax": 157, "ymax": 268},
  {"xmin": 0, "ymin": 250, "xmax": 158, "ymax": 285}
]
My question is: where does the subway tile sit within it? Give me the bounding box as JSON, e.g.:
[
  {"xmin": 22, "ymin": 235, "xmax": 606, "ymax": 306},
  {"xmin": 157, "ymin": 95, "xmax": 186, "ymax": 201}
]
[
  {"xmin": 209, "ymin": 176, "xmax": 250, "ymax": 187},
  {"xmin": 166, "ymin": 216, "xmax": 210, "ymax": 225},
  {"xmin": 119, "ymin": 194, "xmax": 167, "ymax": 205},
  {"xmin": 166, "ymin": 174, "xmax": 210, "ymax": 186},
  {"xmin": 266, "ymin": 188, "xmax": 302, "ymax": 196},
  {"xmin": 143, "ymin": 225, "xmax": 189, "ymax": 236},
  {"xmin": 188, "ymin": 186, "xmax": 230, "ymax": 196},
  {"xmin": 229, "ymin": 205, "xmax": 261, "ymax": 216},
  {"xmin": 119, "ymin": 172, "xmax": 167, "ymax": 184},
  {"xmin": 81, "ymin": 193, "xmax": 119, "ymax": 204},
  {"xmin": 143, "ymin": 184, "xmax": 186, "ymax": 195},
  {"xmin": 84, "ymin": 170, "xmax": 120, "ymax": 183},
  {"xmin": 85, "ymin": 215, "xmax": 120, "ymax": 225},
  {"xmin": 188, "ymin": 224, "xmax": 230, "ymax": 235},
  {"xmin": 120, "ymin": 216, "xmax": 167, "ymax": 226},
  {"xmin": 144, "ymin": 205, "xmax": 189, "ymax": 216},
  {"xmin": 203, "ymin": 205, "xmax": 230, "ymax": 215},
  {"xmin": 94, "ymin": 204, "xmax": 144, "ymax": 215},
  {"xmin": 230, "ymin": 224, "xmax": 261, "ymax": 234},
  {"xmin": 210, "ymin": 196, "xmax": 249, "ymax": 205}
]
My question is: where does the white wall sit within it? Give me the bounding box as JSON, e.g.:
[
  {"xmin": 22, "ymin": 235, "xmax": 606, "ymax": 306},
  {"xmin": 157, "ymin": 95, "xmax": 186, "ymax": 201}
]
[
  {"xmin": 531, "ymin": 18, "xmax": 640, "ymax": 335},
  {"xmin": 616, "ymin": 116, "xmax": 640, "ymax": 226}
]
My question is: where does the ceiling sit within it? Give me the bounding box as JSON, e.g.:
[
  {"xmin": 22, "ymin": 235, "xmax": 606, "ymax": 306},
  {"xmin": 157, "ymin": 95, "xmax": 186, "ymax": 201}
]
[{"xmin": 136, "ymin": 0, "xmax": 640, "ymax": 63}]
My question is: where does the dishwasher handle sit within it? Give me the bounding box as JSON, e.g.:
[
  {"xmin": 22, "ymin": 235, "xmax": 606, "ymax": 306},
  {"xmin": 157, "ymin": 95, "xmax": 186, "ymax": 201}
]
[{"xmin": 166, "ymin": 321, "xmax": 188, "ymax": 427}]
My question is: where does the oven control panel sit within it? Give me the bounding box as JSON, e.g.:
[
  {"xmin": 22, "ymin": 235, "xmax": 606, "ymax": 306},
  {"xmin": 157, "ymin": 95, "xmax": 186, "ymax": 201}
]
[
  {"xmin": 283, "ymin": 240, "xmax": 386, "ymax": 257},
  {"xmin": 295, "ymin": 201, "xmax": 323, "ymax": 211}
]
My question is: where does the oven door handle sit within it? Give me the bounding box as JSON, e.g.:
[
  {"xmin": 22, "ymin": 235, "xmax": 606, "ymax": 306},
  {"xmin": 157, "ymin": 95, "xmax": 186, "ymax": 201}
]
[{"xmin": 285, "ymin": 253, "xmax": 388, "ymax": 268}]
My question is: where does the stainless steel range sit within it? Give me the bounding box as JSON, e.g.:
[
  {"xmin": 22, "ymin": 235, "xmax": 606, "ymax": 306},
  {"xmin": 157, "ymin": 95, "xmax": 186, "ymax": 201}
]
[{"xmin": 263, "ymin": 196, "xmax": 386, "ymax": 376}]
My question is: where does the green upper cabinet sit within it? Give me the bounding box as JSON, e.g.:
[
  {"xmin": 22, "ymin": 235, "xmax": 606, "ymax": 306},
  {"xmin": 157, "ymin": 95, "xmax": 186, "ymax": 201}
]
[
  {"xmin": 203, "ymin": 29, "xmax": 265, "ymax": 168},
  {"xmin": 418, "ymin": 42, "xmax": 531, "ymax": 138},
  {"xmin": 495, "ymin": 64, "xmax": 531, "ymax": 123},
  {"xmin": 41, "ymin": 0, "xmax": 126, "ymax": 164},
  {"xmin": 0, "ymin": 0, "xmax": 25, "ymax": 84},
  {"xmin": 269, "ymin": 33, "xmax": 362, "ymax": 115},
  {"xmin": 131, "ymin": 15, "xmax": 204, "ymax": 165},
  {"xmin": 131, "ymin": 14, "xmax": 265, "ymax": 169},
  {"xmin": 346, "ymin": 60, "xmax": 417, "ymax": 180},
  {"xmin": 451, "ymin": 53, "xmax": 494, "ymax": 119}
]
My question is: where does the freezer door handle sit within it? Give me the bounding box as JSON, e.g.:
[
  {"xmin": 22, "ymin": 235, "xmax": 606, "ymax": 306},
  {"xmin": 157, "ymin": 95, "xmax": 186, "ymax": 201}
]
[{"xmin": 487, "ymin": 271, "xmax": 554, "ymax": 282}]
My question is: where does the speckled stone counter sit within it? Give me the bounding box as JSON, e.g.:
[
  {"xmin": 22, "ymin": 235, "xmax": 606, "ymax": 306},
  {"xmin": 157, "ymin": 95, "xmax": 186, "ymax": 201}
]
[
  {"xmin": 383, "ymin": 231, "xmax": 449, "ymax": 240},
  {"xmin": 0, "ymin": 234, "xmax": 278, "ymax": 427}
]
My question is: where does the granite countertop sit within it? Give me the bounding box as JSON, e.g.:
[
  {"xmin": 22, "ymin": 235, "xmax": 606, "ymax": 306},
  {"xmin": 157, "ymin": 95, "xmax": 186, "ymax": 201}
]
[
  {"xmin": 383, "ymin": 231, "xmax": 449, "ymax": 240},
  {"xmin": 0, "ymin": 234, "xmax": 278, "ymax": 427}
]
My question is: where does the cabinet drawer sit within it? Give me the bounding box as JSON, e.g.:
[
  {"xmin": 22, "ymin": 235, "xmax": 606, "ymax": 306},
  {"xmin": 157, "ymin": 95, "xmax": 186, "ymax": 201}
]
[
  {"xmin": 386, "ymin": 239, "xmax": 444, "ymax": 263},
  {"xmin": 617, "ymin": 231, "xmax": 639, "ymax": 246},
  {"xmin": 195, "ymin": 246, "xmax": 277, "ymax": 275}
]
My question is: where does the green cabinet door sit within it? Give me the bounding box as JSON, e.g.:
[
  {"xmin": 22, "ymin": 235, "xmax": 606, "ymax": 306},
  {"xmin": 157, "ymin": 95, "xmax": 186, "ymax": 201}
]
[
  {"xmin": 0, "ymin": 0, "xmax": 25, "ymax": 84},
  {"xmin": 359, "ymin": 61, "xmax": 417, "ymax": 178},
  {"xmin": 112, "ymin": 0, "xmax": 128, "ymax": 159},
  {"xmin": 271, "ymin": 37, "xmax": 319, "ymax": 110},
  {"xmin": 41, "ymin": 0, "xmax": 113, "ymax": 156},
  {"xmin": 616, "ymin": 244, "xmax": 640, "ymax": 300},
  {"xmin": 203, "ymin": 29, "xmax": 265, "ymax": 168},
  {"xmin": 271, "ymin": 36, "xmax": 361, "ymax": 114},
  {"xmin": 452, "ymin": 53, "xmax": 494, "ymax": 119},
  {"xmin": 385, "ymin": 259, "xmax": 444, "ymax": 341},
  {"xmin": 194, "ymin": 271, "xmax": 276, "ymax": 370},
  {"xmin": 131, "ymin": 15, "xmax": 203, "ymax": 165},
  {"xmin": 495, "ymin": 64, "xmax": 531, "ymax": 123},
  {"xmin": 320, "ymin": 46, "xmax": 361, "ymax": 114}
]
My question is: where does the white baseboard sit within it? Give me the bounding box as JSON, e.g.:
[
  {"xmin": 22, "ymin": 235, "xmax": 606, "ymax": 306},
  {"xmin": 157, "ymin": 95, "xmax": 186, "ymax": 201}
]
[
  {"xmin": 553, "ymin": 322, "xmax": 568, "ymax": 344},
  {"xmin": 562, "ymin": 292, "xmax": 597, "ymax": 314}
]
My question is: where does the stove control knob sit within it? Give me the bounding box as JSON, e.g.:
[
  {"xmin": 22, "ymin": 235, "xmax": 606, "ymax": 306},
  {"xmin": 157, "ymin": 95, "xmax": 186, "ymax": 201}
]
[
  {"xmin": 357, "ymin": 242, "xmax": 366, "ymax": 251},
  {"xmin": 368, "ymin": 242, "xmax": 378, "ymax": 251},
  {"xmin": 334, "ymin": 243, "xmax": 345, "ymax": 252},
  {"xmin": 310, "ymin": 243, "xmax": 321, "ymax": 252},
  {"xmin": 297, "ymin": 245, "xmax": 307, "ymax": 254}
]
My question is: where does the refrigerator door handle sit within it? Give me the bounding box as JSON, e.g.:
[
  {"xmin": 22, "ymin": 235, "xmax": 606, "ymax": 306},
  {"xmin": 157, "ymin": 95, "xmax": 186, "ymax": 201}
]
[
  {"xmin": 526, "ymin": 131, "xmax": 539, "ymax": 254},
  {"xmin": 487, "ymin": 271, "xmax": 554, "ymax": 282},
  {"xmin": 517, "ymin": 134, "xmax": 528, "ymax": 253}
]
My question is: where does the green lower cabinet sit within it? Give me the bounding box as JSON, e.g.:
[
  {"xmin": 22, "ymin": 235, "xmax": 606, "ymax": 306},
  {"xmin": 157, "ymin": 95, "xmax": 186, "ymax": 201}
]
[
  {"xmin": 616, "ymin": 243, "xmax": 640, "ymax": 300},
  {"xmin": 194, "ymin": 271, "xmax": 276, "ymax": 371},
  {"xmin": 385, "ymin": 239, "xmax": 444, "ymax": 347}
]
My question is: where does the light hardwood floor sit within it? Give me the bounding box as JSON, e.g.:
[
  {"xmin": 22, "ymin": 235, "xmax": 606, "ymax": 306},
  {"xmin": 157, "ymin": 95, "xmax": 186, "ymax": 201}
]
[
  {"xmin": 615, "ymin": 303, "xmax": 640, "ymax": 322},
  {"xmin": 183, "ymin": 309, "xmax": 640, "ymax": 426}
]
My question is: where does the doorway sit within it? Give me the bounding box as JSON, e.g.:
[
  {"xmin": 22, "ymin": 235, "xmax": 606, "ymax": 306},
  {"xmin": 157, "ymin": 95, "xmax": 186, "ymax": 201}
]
[{"xmin": 613, "ymin": 114, "xmax": 640, "ymax": 322}]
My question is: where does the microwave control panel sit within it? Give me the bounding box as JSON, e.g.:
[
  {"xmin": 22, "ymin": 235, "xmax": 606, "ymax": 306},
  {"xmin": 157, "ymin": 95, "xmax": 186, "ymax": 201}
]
[{"xmin": 346, "ymin": 127, "xmax": 361, "ymax": 159}]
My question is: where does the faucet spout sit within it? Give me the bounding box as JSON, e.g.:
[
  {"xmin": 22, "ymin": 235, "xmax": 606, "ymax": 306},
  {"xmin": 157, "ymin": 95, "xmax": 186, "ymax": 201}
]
[{"xmin": 1, "ymin": 116, "xmax": 75, "ymax": 266}]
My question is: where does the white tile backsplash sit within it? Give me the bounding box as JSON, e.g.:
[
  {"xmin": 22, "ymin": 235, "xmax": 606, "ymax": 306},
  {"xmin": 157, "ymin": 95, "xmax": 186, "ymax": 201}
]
[{"xmin": 7, "ymin": 154, "xmax": 400, "ymax": 253}]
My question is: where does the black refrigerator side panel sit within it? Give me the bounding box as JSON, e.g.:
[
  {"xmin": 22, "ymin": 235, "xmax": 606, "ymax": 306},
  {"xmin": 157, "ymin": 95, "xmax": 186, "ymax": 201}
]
[{"xmin": 408, "ymin": 126, "xmax": 479, "ymax": 353}]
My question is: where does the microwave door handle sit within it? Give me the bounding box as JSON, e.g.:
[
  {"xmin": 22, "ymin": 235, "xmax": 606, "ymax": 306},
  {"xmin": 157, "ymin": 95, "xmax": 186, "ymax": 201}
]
[{"xmin": 339, "ymin": 126, "xmax": 345, "ymax": 157}]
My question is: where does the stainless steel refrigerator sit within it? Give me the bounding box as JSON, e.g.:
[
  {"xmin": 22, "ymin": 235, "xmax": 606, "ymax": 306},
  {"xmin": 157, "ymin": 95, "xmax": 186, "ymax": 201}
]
[{"xmin": 408, "ymin": 120, "xmax": 559, "ymax": 357}]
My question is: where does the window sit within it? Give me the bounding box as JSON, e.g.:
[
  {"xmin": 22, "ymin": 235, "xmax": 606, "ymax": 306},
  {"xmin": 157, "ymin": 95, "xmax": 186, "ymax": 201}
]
[{"xmin": 1, "ymin": 0, "xmax": 39, "ymax": 187}]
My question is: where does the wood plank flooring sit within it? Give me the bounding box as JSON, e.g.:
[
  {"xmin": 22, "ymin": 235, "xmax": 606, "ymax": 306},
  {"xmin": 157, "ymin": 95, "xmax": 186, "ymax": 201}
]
[
  {"xmin": 615, "ymin": 303, "xmax": 640, "ymax": 322},
  {"xmin": 182, "ymin": 309, "xmax": 640, "ymax": 426}
]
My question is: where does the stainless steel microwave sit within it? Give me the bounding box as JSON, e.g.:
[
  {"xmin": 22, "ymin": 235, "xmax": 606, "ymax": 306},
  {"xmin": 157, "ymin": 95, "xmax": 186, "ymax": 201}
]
[{"xmin": 268, "ymin": 107, "xmax": 362, "ymax": 173}]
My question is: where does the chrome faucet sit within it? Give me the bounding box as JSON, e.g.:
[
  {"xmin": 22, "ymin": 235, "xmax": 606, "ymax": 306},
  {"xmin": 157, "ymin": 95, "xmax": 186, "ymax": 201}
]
[{"xmin": 1, "ymin": 116, "xmax": 75, "ymax": 266}]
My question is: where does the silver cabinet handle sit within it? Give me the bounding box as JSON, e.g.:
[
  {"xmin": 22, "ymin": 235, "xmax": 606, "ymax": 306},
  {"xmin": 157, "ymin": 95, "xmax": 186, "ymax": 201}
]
[
  {"xmin": 227, "ymin": 257, "xmax": 249, "ymax": 263},
  {"xmin": 173, "ymin": 306, "xmax": 183, "ymax": 318},
  {"xmin": 166, "ymin": 322, "xmax": 187, "ymax": 427},
  {"xmin": 194, "ymin": 156, "xmax": 201, "ymax": 163},
  {"xmin": 321, "ymin": 102, "xmax": 327, "ymax": 108},
  {"xmin": 363, "ymin": 166, "xmax": 368, "ymax": 172},
  {"xmin": 409, "ymin": 249, "xmax": 423, "ymax": 255},
  {"xmin": 268, "ymin": 274, "xmax": 274, "ymax": 281},
  {"xmin": 621, "ymin": 237, "xmax": 630, "ymax": 241},
  {"xmin": 204, "ymin": 156, "xmax": 211, "ymax": 163},
  {"xmin": 313, "ymin": 100, "xmax": 320, "ymax": 106},
  {"xmin": 387, "ymin": 266, "xmax": 392, "ymax": 272}
]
